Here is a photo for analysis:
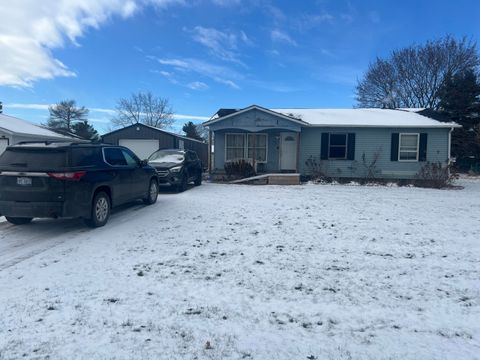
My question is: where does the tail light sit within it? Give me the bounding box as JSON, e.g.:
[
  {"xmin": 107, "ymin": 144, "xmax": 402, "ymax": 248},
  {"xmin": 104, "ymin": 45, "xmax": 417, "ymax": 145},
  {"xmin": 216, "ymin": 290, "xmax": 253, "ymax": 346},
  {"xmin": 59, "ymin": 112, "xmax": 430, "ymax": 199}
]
[{"xmin": 47, "ymin": 171, "xmax": 86, "ymax": 181}]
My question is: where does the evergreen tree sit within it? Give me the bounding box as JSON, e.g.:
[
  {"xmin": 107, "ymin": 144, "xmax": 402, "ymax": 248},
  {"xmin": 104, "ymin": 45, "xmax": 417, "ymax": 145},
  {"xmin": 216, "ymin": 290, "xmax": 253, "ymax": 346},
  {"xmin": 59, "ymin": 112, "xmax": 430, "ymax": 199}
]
[
  {"xmin": 437, "ymin": 70, "xmax": 480, "ymax": 171},
  {"xmin": 47, "ymin": 100, "xmax": 88, "ymax": 134},
  {"xmin": 182, "ymin": 121, "xmax": 203, "ymax": 141},
  {"xmin": 72, "ymin": 120, "xmax": 100, "ymax": 141}
]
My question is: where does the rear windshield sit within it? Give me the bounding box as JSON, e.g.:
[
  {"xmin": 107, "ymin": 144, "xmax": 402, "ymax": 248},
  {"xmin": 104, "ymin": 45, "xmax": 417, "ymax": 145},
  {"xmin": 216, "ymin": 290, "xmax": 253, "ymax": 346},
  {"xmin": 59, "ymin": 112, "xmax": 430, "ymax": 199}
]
[{"xmin": 0, "ymin": 148, "xmax": 67, "ymax": 171}]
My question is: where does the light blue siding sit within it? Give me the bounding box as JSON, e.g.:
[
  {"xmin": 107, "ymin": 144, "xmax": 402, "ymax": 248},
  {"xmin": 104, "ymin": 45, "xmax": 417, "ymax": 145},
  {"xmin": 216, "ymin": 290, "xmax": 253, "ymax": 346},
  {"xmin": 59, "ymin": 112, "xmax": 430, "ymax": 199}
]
[
  {"xmin": 208, "ymin": 109, "xmax": 302, "ymax": 133},
  {"xmin": 299, "ymin": 127, "xmax": 451, "ymax": 179},
  {"xmin": 209, "ymin": 108, "xmax": 452, "ymax": 179},
  {"xmin": 213, "ymin": 130, "xmax": 282, "ymax": 172}
]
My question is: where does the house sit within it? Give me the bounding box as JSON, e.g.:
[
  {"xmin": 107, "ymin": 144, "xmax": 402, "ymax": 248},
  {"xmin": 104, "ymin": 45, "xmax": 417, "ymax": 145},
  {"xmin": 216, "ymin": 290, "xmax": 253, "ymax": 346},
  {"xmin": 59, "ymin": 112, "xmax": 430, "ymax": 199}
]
[
  {"xmin": 101, "ymin": 123, "xmax": 208, "ymax": 165},
  {"xmin": 203, "ymin": 105, "xmax": 460, "ymax": 179},
  {"xmin": 0, "ymin": 113, "xmax": 78, "ymax": 154}
]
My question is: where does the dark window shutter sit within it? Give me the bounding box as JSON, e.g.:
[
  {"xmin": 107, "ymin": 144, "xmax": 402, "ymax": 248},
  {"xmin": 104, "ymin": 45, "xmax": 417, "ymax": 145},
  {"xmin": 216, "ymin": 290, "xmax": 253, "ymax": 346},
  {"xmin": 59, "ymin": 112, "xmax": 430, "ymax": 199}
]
[
  {"xmin": 419, "ymin": 133, "xmax": 428, "ymax": 161},
  {"xmin": 320, "ymin": 133, "xmax": 329, "ymax": 160},
  {"xmin": 347, "ymin": 133, "xmax": 355, "ymax": 160},
  {"xmin": 391, "ymin": 133, "xmax": 399, "ymax": 161}
]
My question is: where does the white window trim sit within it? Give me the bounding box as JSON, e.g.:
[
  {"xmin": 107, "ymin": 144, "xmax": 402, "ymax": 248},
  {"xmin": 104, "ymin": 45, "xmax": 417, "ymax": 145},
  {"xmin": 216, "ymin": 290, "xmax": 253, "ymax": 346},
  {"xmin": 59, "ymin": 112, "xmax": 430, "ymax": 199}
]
[
  {"xmin": 224, "ymin": 133, "xmax": 268, "ymax": 163},
  {"xmin": 398, "ymin": 133, "xmax": 419, "ymax": 162},
  {"xmin": 328, "ymin": 133, "xmax": 348, "ymax": 160}
]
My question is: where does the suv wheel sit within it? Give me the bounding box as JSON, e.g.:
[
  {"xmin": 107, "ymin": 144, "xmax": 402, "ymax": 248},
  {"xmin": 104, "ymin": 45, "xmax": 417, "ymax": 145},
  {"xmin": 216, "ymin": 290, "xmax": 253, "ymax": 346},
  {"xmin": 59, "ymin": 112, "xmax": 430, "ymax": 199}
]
[
  {"xmin": 144, "ymin": 179, "xmax": 158, "ymax": 205},
  {"xmin": 85, "ymin": 191, "xmax": 110, "ymax": 228},
  {"xmin": 194, "ymin": 172, "xmax": 202, "ymax": 186},
  {"xmin": 176, "ymin": 174, "xmax": 188, "ymax": 193},
  {"xmin": 5, "ymin": 217, "xmax": 33, "ymax": 225}
]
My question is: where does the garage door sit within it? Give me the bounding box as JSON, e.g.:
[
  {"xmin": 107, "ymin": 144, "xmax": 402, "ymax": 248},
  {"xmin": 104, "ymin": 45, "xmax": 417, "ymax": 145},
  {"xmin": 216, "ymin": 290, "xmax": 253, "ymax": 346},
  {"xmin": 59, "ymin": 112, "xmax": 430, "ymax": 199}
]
[
  {"xmin": 0, "ymin": 138, "xmax": 9, "ymax": 155},
  {"xmin": 119, "ymin": 139, "xmax": 159, "ymax": 159}
]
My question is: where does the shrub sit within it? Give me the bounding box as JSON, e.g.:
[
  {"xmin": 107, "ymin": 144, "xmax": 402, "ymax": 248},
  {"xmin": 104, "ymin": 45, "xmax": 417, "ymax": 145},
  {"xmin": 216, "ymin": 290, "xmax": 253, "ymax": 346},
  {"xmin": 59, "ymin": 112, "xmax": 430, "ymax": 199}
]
[
  {"xmin": 414, "ymin": 162, "xmax": 456, "ymax": 188},
  {"xmin": 224, "ymin": 160, "xmax": 256, "ymax": 179},
  {"xmin": 305, "ymin": 156, "xmax": 326, "ymax": 180}
]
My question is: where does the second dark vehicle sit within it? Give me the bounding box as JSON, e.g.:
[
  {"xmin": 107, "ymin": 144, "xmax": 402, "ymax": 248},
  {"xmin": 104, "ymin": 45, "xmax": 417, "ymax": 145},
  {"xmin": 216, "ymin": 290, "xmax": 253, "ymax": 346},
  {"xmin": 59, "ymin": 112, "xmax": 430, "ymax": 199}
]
[{"xmin": 148, "ymin": 149, "xmax": 202, "ymax": 192}]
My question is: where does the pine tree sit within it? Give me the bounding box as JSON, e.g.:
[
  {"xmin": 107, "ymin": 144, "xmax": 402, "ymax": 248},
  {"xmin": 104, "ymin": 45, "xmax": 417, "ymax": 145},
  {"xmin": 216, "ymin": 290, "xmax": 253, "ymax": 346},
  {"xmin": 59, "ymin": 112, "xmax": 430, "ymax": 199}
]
[
  {"xmin": 182, "ymin": 121, "xmax": 203, "ymax": 141},
  {"xmin": 72, "ymin": 120, "xmax": 99, "ymax": 141},
  {"xmin": 47, "ymin": 100, "xmax": 88, "ymax": 134},
  {"xmin": 437, "ymin": 70, "xmax": 480, "ymax": 171}
]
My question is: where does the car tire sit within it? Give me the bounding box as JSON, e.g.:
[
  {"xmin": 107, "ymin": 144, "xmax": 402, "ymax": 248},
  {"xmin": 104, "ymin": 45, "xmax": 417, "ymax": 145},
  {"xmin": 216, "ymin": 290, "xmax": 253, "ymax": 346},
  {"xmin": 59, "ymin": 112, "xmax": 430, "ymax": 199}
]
[
  {"xmin": 143, "ymin": 179, "xmax": 158, "ymax": 205},
  {"xmin": 5, "ymin": 217, "xmax": 33, "ymax": 225},
  {"xmin": 85, "ymin": 191, "xmax": 110, "ymax": 228},
  {"xmin": 194, "ymin": 172, "xmax": 202, "ymax": 186},
  {"xmin": 176, "ymin": 174, "xmax": 188, "ymax": 193}
]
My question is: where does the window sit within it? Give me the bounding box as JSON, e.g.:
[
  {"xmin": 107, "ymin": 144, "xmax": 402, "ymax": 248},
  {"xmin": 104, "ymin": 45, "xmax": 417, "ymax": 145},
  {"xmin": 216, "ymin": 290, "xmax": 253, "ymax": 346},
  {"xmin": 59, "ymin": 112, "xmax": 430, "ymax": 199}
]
[
  {"xmin": 104, "ymin": 148, "xmax": 127, "ymax": 166},
  {"xmin": 0, "ymin": 149, "xmax": 67, "ymax": 170},
  {"xmin": 70, "ymin": 148, "xmax": 101, "ymax": 167},
  {"xmin": 247, "ymin": 134, "xmax": 267, "ymax": 162},
  {"xmin": 226, "ymin": 134, "xmax": 245, "ymax": 161},
  {"xmin": 328, "ymin": 134, "xmax": 347, "ymax": 159},
  {"xmin": 122, "ymin": 149, "xmax": 139, "ymax": 166},
  {"xmin": 399, "ymin": 133, "xmax": 419, "ymax": 161},
  {"xmin": 225, "ymin": 133, "xmax": 267, "ymax": 162},
  {"xmin": 178, "ymin": 139, "xmax": 184, "ymax": 149}
]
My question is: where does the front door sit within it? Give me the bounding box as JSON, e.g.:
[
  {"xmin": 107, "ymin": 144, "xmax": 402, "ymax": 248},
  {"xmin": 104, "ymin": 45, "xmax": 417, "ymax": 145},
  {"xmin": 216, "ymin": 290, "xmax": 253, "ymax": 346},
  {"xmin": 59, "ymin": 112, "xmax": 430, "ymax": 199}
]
[{"xmin": 280, "ymin": 133, "xmax": 298, "ymax": 171}]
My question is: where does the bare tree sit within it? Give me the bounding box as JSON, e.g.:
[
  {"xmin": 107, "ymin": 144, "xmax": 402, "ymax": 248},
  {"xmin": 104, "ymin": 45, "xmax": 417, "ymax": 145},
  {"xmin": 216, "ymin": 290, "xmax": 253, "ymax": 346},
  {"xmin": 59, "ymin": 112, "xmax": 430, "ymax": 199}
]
[
  {"xmin": 356, "ymin": 36, "xmax": 479, "ymax": 109},
  {"xmin": 112, "ymin": 91, "xmax": 174, "ymax": 129}
]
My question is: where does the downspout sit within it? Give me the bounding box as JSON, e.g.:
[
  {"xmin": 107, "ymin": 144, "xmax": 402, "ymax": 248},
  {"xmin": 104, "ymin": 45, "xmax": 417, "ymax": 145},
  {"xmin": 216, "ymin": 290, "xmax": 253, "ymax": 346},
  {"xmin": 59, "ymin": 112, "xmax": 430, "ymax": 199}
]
[
  {"xmin": 208, "ymin": 130, "xmax": 212, "ymax": 173},
  {"xmin": 448, "ymin": 127, "xmax": 453, "ymax": 165}
]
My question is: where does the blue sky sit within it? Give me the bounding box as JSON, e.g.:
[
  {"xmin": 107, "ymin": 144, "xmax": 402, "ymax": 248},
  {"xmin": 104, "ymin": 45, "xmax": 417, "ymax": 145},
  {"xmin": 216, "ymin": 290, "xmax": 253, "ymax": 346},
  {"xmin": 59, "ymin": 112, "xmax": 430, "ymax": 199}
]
[{"xmin": 0, "ymin": 0, "xmax": 479, "ymax": 134}]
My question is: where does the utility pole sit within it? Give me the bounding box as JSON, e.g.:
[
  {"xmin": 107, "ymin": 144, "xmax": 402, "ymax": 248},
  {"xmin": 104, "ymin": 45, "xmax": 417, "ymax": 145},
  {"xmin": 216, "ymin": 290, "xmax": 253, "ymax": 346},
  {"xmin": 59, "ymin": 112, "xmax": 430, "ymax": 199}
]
[{"xmin": 0, "ymin": 101, "xmax": 3, "ymax": 114}]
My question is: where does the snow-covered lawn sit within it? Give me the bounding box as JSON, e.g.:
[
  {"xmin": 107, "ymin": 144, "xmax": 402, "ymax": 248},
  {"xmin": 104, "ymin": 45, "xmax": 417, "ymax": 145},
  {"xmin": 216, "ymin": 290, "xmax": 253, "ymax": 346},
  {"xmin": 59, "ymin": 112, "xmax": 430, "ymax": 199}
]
[{"xmin": 0, "ymin": 179, "xmax": 479, "ymax": 359}]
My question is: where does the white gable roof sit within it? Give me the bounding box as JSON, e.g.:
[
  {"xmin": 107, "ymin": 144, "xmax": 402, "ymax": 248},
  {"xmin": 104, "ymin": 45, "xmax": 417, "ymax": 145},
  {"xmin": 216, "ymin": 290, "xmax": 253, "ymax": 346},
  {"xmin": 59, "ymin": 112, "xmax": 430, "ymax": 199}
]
[
  {"xmin": 271, "ymin": 108, "xmax": 459, "ymax": 128},
  {"xmin": 205, "ymin": 105, "xmax": 459, "ymax": 129},
  {"xmin": 0, "ymin": 113, "xmax": 73, "ymax": 138}
]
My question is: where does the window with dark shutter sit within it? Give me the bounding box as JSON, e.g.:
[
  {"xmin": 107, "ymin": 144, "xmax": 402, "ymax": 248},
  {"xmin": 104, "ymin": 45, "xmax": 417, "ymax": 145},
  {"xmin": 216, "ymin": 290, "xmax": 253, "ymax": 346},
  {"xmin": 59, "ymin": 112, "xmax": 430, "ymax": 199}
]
[{"xmin": 399, "ymin": 133, "xmax": 419, "ymax": 161}]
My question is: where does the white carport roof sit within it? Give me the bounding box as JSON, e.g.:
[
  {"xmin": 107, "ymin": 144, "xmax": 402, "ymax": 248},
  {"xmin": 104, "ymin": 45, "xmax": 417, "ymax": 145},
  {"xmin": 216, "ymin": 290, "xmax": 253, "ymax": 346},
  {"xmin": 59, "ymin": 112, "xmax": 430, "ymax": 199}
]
[{"xmin": 0, "ymin": 113, "xmax": 75, "ymax": 139}]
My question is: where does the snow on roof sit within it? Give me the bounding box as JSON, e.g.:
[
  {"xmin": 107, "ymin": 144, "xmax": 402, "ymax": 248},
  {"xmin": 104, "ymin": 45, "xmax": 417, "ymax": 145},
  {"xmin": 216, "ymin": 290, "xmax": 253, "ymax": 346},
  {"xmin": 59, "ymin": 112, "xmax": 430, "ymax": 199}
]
[
  {"xmin": 271, "ymin": 108, "xmax": 459, "ymax": 128},
  {"xmin": 0, "ymin": 113, "xmax": 74, "ymax": 138}
]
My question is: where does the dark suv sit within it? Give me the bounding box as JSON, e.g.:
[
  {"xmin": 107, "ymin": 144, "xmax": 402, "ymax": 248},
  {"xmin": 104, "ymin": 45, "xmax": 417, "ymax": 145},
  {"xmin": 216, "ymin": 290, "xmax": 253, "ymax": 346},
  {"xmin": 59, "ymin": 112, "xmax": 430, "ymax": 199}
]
[
  {"xmin": 0, "ymin": 142, "xmax": 159, "ymax": 227},
  {"xmin": 148, "ymin": 149, "xmax": 202, "ymax": 192}
]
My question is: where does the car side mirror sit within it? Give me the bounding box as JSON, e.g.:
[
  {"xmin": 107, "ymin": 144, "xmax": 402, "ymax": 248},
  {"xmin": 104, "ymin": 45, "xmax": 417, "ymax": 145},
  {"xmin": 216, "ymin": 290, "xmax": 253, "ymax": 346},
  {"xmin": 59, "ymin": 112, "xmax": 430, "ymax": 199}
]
[{"xmin": 140, "ymin": 159, "xmax": 148, "ymax": 167}]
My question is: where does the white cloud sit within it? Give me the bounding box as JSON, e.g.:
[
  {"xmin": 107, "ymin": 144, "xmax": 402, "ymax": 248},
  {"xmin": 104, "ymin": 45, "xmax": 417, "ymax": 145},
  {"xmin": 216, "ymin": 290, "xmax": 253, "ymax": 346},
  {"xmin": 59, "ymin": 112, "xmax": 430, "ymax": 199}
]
[
  {"xmin": 187, "ymin": 81, "xmax": 209, "ymax": 90},
  {"xmin": 0, "ymin": 0, "xmax": 184, "ymax": 87},
  {"xmin": 270, "ymin": 29, "xmax": 297, "ymax": 46},
  {"xmin": 211, "ymin": 0, "xmax": 241, "ymax": 6},
  {"xmin": 4, "ymin": 103, "xmax": 50, "ymax": 110},
  {"xmin": 155, "ymin": 57, "xmax": 242, "ymax": 89},
  {"xmin": 189, "ymin": 26, "xmax": 251, "ymax": 66},
  {"xmin": 4, "ymin": 102, "xmax": 209, "ymax": 121},
  {"xmin": 172, "ymin": 114, "xmax": 209, "ymax": 121}
]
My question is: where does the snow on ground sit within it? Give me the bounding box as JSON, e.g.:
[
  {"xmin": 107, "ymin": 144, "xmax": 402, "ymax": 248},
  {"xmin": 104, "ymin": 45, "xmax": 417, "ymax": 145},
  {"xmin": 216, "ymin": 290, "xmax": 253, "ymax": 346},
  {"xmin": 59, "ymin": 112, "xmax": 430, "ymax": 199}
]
[{"xmin": 0, "ymin": 180, "xmax": 479, "ymax": 359}]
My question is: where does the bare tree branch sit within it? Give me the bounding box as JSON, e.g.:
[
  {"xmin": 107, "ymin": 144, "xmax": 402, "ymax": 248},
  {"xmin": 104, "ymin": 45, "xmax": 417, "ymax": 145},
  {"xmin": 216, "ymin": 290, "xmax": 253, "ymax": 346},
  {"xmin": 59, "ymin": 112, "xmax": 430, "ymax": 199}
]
[
  {"xmin": 111, "ymin": 91, "xmax": 174, "ymax": 129},
  {"xmin": 356, "ymin": 36, "xmax": 479, "ymax": 109}
]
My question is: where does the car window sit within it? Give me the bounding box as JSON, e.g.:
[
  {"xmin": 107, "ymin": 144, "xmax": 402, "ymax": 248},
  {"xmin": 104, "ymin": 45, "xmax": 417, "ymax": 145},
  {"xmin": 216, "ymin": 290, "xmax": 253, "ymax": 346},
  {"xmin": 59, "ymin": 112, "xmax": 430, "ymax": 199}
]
[
  {"xmin": 104, "ymin": 148, "xmax": 127, "ymax": 166},
  {"xmin": 122, "ymin": 150, "xmax": 139, "ymax": 167},
  {"xmin": 0, "ymin": 148, "xmax": 67, "ymax": 170},
  {"xmin": 70, "ymin": 147, "xmax": 101, "ymax": 167}
]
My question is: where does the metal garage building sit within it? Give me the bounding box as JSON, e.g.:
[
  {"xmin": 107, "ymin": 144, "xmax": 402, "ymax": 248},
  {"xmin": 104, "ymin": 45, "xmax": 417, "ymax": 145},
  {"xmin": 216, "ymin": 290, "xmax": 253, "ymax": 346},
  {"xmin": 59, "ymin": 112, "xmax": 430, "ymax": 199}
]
[{"xmin": 101, "ymin": 123, "xmax": 208, "ymax": 166}]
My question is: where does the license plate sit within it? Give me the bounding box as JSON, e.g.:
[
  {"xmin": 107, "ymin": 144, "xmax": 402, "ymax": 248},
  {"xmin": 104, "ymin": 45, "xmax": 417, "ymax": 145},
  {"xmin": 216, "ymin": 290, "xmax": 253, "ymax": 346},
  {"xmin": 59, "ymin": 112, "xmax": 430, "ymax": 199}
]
[{"xmin": 17, "ymin": 177, "xmax": 32, "ymax": 186}]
